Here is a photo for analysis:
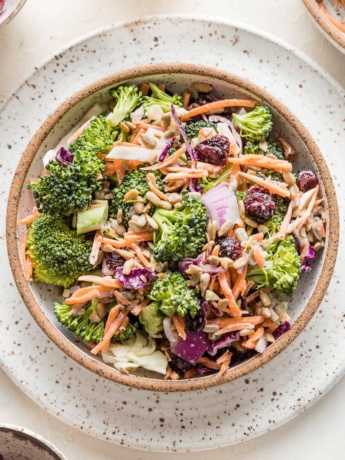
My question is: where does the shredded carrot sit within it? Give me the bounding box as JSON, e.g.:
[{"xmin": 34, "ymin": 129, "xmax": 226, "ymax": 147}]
[
  {"xmin": 136, "ymin": 122, "xmax": 165, "ymax": 132},
  {"xmin": 242, "ymin": 327, "xmax": 264, "ymax": 349},
  {"xmin": 238, "ymin": 172, "xmax": 291, "ymax": 198},
  {"xmin": 78, "ymin": 276, "xmax": 121, "ymax": 288},
  {"xmin": 262, "ymin": 319, "xmax": 278, "ymax": 333},
  {"xmin": 196, "ymin": 162, "xmax": 223, "ymax": 175},
  {"xmin": 90, "ymin": 231, "xmax": 102, "ymax": 266},
  {"xmin": 251, "ymin": 244, "xmax": 266, "ymax": 268},
  {"xmin": 65, "ymin": 285, "xmax": 113, "ymax": 305},
  {"xmin": 146, "ymin": 172, "xmax": 170, "ymax": 201},
  {"xmin": 131, "ymin": 298, "xmax": 150, "ymax": 316},
  {"xmin": 198, "ymin": 358, "xmax": 222, "ymax": 370},
  {"xmin": 18, "ymin": 207, "xmax": 40, "ymax": 226},
  {"xmin": 216, "ymin": 349, "xmax": 232, "ymax": 365},
  {"xmin": 130, "ymin": 243, "xmax": 150, "ymax": 267},
  {"xmin": 207, "ymin": 316, "xmax": 264, "ymax": 327},
  {"xmin": 172, "ymin": 314, "xmax": 187, "ymax": 340},
  {"xmin": 102, "ymin": 305, "xmax": 120, "ymax": 353},
  {"xmin": 276, "ymin": 199, "xmax": 294, "ymax": 240},
  {"xmin": 143, "ymin": 145, "xmax": 187, "ymax": 171},
  {"xmin": 124, "ymin": 232, "xmax": 154, "ymax": 244},
  {"xmin": 227, "ymin": 155, "xmax": 292, "ymax": 172},
  {"xmin": 131, "ymin": 128, "xmax": 144, "ymax": 145},
  {"xmin": 163, "ymin": 170, "xmax": 208, "ymax": 181},
  {"xmin": 218, "ymin": 271, "xmax": 242, "ymax": 318},
  {"xmin": 91, "ymin": 310, "xmax": 128, "ymax": 355},
  {"xmin": 184, "ymin": 368, "xmax": 198, "ymax": 379},
  {"xmin": 181, "ymin": 99, "xmax": 257, "ymax": 121},
  {"xmin": 208, "ymin": 276, "xmax": 216, "ymax": 291},
  {"xmin": 218, "ymin": 358, "xmax": 231, "ymax": 376},
  {"xmin": 169, "ymin": 370, "xmax": 180, "ymax": 380},
  {"xmin": 97, "ymin": 236, "xmax": 127, "ymax": 249},
  {"xmin": 211, "ymin": 245, "xmax": 219, "ymax": 257},
  {"xmin": 287, "ymin": 186, "xmax": 319, "ymax": 232},
  {"xmin": 232, "ymin": 264, "xmax": 248, "ymax": 300}
]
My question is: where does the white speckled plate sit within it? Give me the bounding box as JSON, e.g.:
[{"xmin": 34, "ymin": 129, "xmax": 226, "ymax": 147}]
[
  {"xmin": 0, "ymin": 0, "xmax": 26, "ymax": 29},
  {"xmin": 0, "ymin": 16, "xmax": 344, "ymax": 452}
]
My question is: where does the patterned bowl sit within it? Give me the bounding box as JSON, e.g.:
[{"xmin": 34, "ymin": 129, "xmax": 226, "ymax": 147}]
[
  {"xmin": 0, "ymin": 0, "xmax": 26, "ymax": 29},
  {"xmin": 6, "ymin": 63, "xmax": 339, "ymax": 391},
  {"xmin": 0, "ymin": 424, "xmax": 66, "ymax": 460}
]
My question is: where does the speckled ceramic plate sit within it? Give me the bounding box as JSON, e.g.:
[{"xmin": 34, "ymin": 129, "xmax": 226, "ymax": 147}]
[
  {"xmin": 0, "ymin": 424, "xmax": 66, "ymax": 460},
  {"xmin": 303, "ymin": 0, "xmax": 345, "ymax": 53},
  {"xmin": 0, "ymin": 16, "xmax": 344, "ymax": 452},
  {"xmin": 0, "ymin": 0, "xmax": 26, "ymax": 29}
]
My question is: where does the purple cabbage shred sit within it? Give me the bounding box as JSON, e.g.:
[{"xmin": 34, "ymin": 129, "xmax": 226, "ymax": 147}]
[
  {"xmin": 301, "ymin": 246, "xmax": 316, "ymax": 273},
  {"xmin": 115, "ymin": 267, "xmax": 156, "ymax": 289},
  {"xmin": 158, "ymin": 137, "xmax": 175, "ymax": 161},
  {"xmin": 188, "ymin": 178, "xmax": 202, "ymax": 193},
  {"xmin": 273, "ymin": 321, "xmax": 291, "ymax": 340},
  {"xmin": 207, "ymin": 331, "xmax": 239, "ymax": 356},
  {"xmin": 170, "ymin": 104, "xmax": 197, "ymax": 161},
  {"xmin": 55, "ymin": 147, "xmax": 74, "ymax": 166}
]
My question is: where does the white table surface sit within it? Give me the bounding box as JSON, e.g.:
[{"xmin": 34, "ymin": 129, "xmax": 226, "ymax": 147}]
[{"xmin": 0, "ymin": 0, "xmax": 344, "ymax": 459}]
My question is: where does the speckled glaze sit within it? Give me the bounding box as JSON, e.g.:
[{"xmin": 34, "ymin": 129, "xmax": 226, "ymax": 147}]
[
  {"xmin": 0, "ymin": 16, "xmax": 344, "ymax": 451},
  {"xmin": 303, "ymin": 0, "xmax": 345, "ymax": 53},
  {"xmin": 0, "ymin": 425, "xmax": 66, "ymax": 460},
  {"xmin": 6, "ymin": 63, "xmax": 339, "ymax": 392},
  {"xmin": 0, "ymin": 0, "xmax": 26, "ymax": 29}
]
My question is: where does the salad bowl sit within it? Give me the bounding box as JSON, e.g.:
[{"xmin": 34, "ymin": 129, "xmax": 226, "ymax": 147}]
[
  {"xmin": 0, "ymin": 424, "xmax": 66, "ymax": 460},
  {"xmin": 6, "ymin": 63, "xmax": 339, "ymax": 391}
]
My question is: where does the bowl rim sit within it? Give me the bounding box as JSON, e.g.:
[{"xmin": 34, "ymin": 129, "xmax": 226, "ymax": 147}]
[
  {"xmin": 6, "ymin": 62, "xmax": 339, "ymax": 392},
  {"xmin": 0, "ymin": 0, "xmax": 27, "ymax": 29},
  {"xmin": 0, "ymin": 423, "xmax": 66, "ymax": 459},
  {"xmin": 302, "ymin": 0, "xmax": 345, "ymax": 51}
]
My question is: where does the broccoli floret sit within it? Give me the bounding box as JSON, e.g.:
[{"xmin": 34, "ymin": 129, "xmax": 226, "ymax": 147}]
[
  {"xmin": 244, "ymin": 140, "xmax": 284, "ymax": 160},
  {"xmin": 142, "ymin": 83, "xmax": 183, "ymax": 112},
  {"xmin": 109, "ymin": 169, "xmax": 163, "ymax": 228},
  {"xmin": 200, "ymin": 163, "xmax": 233, "ymax": 193},
  {"xmin": 54, "ymin": 299, "xmax": 105, "ymax": 343},
  {"xmin": 139, "ymin": 301, "xmax": 164, "ymax": 334},
  {"xmin": 273, "ymin": 195, "xmax": 289, "ymax": 218},
  {"xmin": 149, "ymin": 271, "xmax": 200, "ymax": 318},
  {"xmin": 246, "ymin": 235, "xmax": 301, "ymax": 297},
  {"xmin": 152, "ymin": 191, "xmax": 208, "ymax": 262},
  {"xmin": 236, "ymin": 190, "xmax": 247, "ymax": 201},
  {"xmin": 69, "ymin": 116, "xmax": 114, "ymax": 155},
  {"xmin": 264, "ymin": 214, "xmax": 283, "ymax": 237},
  {"xmin": 26, "ymin": 215, "xmax": 94, "ymax": 287},
  {"xmin": 232, "ymin": 106, "xmax": 273, "ymax": 142},
  {"xmin": 106, "ymin": 85, "xmax": 142, "ymax": 127},
  {"xmin": 29, "ymin": 151, "xmax": 105, "ymax": 216},
  {"xmin": 184, "ymin": 120, "xmax": 217, "ymax": 139},
  {"xmin": 111, "ymin": 321, "xmax": 139, "ymax": 342}
]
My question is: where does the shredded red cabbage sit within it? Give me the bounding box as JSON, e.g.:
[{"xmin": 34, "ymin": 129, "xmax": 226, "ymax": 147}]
[
  {"xmin": 301, "ymin": 246, "xmax": 315, "ymax": 273},
  {"xmin": 179, "ymin": 254, "xmax": 224, "ymax": 278},
  {"xmin": 273, "ymin": 321, "xmax": 291, "ymax": 340},
  {"xmin": 188, "ymin": 178, "xmax": 202, "ymax": 193},
  {"xmin": 55, "ymin": 147, "xmax": 74, "ymax": 166},
  {"xmin": 207, "ymin": 331, "xmax": 239, "ymax": 356},
  {"xmin": 158, "ymin": 137, "xmax": 175, "ymax": 161},
  {"xmin": 171, "ymin": 331, "xmax": 209, "ymax": 366},
  {"xmin": 115, "ymin": 267, "xmax": 156, "ymax": 289},
  {"xmin": 170, "ymin": 104, "xmax": 197, "ymax": 161}
]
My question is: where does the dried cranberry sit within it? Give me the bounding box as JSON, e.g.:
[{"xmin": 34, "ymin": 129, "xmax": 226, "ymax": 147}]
[
  {"xmin": 216, "ymin": 237, "xmax": 242, "ymax": 260},
  {"xmin": 104, "ymin": 252, "xmax": 125, "ymax": 271},
  {"xmin": 194, "ymin": 135, "xmax": 230, "ymax": 166},
  {"xmin": 186, "ymin": 300, "xmax": 210, "ymax": 332},
  {"xmin": 244, "ymin": 185, "xmax": 275, "ymax": 223},
  {"xmin": 297, "ymin": 171, "xmax": 318, "ymax": 192},
  {"xmin": 169, "ymin": 352, "xmax": 192, "ymax": 377},
  {"xmin": 196, "ymin": 93, "xmax": 220, "ymax": 105}
]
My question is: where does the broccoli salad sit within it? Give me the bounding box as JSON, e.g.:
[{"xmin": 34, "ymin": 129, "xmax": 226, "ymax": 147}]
[{"xmin": 19, "ymin": 81, "xmax": 326, "ymax": 379}]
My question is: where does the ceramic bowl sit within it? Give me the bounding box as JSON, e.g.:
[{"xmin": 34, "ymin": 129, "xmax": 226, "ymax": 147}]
[
  {"xmin": 303, "ymin": 0, "xmax": 345, "ymax": 53},
  {"xmin": 6, "ymin": 63, "xmax": 339, "ymax": 391},
  {"xmin": 0, "ymin": 0, "xmax": 26, "ymax": 29},
  {"xmin": 0, "ymin": 424, "xmax": 66, "ymax": 460}
]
